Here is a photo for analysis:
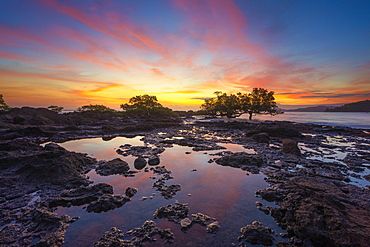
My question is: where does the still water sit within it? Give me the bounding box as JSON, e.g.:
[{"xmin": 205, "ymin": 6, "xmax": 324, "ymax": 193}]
[
  {"xmin": 58, "ymin": 137, "xmax": 285, "ymax": 246},
  {"xmin": 239, "ymin": 112, "xmax": 370, "ymax": 129}
]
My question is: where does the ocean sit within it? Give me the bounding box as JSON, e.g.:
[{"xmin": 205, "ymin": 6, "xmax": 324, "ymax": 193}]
[{"xmin": 237, "ymin": 112, "xmax": 370, "ymax": 129}]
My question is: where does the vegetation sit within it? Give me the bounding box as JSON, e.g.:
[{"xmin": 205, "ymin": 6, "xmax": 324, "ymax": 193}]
[
  {"xmin": 201, "ymin": 88, "xmax": 280, "ymax": 120},
  {"xmin": 0, "ymin": 94, "xmax": 11, "ymax": 110},
  {"xmin": 77, "ymin": 104, "xmax": 115, "ymax": 112},
  {"xmin": 120, "ymin": 94, "xmax": 177, "ymax": 117},
  {"xmin": 325, "ymin": 100, "xmax": 370, "ymax": 112},
  {"xmin": 47, "ymin": 105, "xmax": 64, "ymax": 113}
]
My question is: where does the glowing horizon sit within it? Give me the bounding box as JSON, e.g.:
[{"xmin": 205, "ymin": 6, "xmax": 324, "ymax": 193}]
[{"xmin": 1, "ymin": 0, "xmax": 369, "ymax": 111}]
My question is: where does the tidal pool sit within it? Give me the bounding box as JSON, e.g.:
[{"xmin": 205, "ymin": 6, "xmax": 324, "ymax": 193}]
[{"xmin": 58, "ymin": 136, "xmax": 285, "ymax": 246}]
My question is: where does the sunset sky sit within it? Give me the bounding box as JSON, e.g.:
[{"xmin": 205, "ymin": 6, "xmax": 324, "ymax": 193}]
[{"xmin": 1, "ymin": 0, "xmax": 370, "ymax": 110}]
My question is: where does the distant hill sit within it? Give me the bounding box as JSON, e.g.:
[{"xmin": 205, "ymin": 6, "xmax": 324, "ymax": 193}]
[
  {"xmin": 325, "ymin": 100, "xmax": 370, "ymax": 112},
  {"xmin": 285, "ymin": 105, "xmax": 332, "ymax": 112}
]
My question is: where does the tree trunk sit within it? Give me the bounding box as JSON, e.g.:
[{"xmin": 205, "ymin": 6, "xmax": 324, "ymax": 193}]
[{"xmin": 249, "ymin": 112, "xmax": 253, "ymax": 120}]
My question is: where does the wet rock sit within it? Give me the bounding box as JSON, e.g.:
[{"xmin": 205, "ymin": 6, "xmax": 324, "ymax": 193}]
[
  {"xmin": 134, "ymin": 157, "xmax": 147, "ymax": 170},
  {"xmin": 251, "ymin": 132, "xmax": 270, "ymax": 143},
  {"xmin": 0, "ymin": 206, "xmax": 76, "ymax": 247},
  {"xmin": 214, "ymin": 152, "xmax": 264, "ymax": 174},
  {"xmin": 49, "ymin": 183, "xmax": 113, "ymax": 207},
  {"xmin": 125, "ymin": 187, "xmax": 138, "ymax": 198},
  {"xmin": 237, "ymin": 221, "xmax": 275, "ymax": 246},
  {"xmin": 153, "ymin": 202, "xmax": 189, "ymax": 223},
  {"xmin": 246, "ymin": 124, "xmax": 302, "ymax": 138},
  {"xmin": 191, "ymin": 213, "xmax": 214, "ymax": 226},
  {"xmin": 206, "ymin": 221, "xmax": 220, "ymax": 234},
  {"xmin": 275, "ymin": 241, "xmax": 294, "ymax": 247},
  {"xmin": 282, "ymin": 139, "xmax": 301, "ymax": 155},
  {"xmin": 86, "ymin": 194, "xmax": 131, "ymax": 213},
  {"xmin": 260, "ymin": 175, "xmax": 370, "ymax": 246},
  {"xmin": 126, "ymin": 220, "xmax": 174, "ymax": 244},
  {"xmin": 117, "ymin": 145, "xmax": 165, "ymax": 158},
  {"xmin": 180, "ymin": 218, "xmax": 192, "ymax": 228},
  {"xmin": 148, "ymin": 155, "xmax": 160, "ymax": 166},
  {"xmin": 96, "ymin": 158, "xmax": 130, "ymax": 176},
  {"xmin": 93, "ymin": 227, "xmax": 128, "ymax": 247}
]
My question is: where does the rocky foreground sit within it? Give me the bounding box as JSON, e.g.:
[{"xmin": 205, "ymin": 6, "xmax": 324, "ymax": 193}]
[{"xmin": 0, "ymin": 107, "xmax": 370, "ymax": 246}]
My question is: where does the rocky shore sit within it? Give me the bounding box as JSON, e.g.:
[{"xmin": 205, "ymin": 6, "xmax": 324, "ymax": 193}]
[{"xmin": 0, "ymin": 107, "xmax": 369, "ymax": 246}]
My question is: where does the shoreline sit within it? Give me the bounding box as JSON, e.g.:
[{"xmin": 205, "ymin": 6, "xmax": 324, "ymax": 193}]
[{"xmin": 1, "ymin": 108, "xmax": 370, "ymax": 246}]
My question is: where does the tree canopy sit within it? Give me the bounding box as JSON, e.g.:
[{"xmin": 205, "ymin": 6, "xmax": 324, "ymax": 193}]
[
  {"xmin": 120, "ymin": 94, "xmax": 176, "ymax": 116},
  {"xmin": 77, "ymin": 104, "xmax": 115, "ymax": 112},
  {"xmin": 47, "ymin": 105, "xmax": 64, "ymax": 113},
  {"xmin": 0, "ymin": 94, "xmax": 11, "ymax": 110},
  {"xmin": 201, "ymin": 88, "xmax": 280, "ymax": 120}
]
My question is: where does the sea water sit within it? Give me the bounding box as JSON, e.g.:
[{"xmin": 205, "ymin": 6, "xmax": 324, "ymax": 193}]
[{"xmin": 241, "ymin": 112, "xmax": 370, "ymax": 129}]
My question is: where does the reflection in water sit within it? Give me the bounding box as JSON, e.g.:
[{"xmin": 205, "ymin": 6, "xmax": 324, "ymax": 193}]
[{"xmin": 58, "ymin": 137, "xmax": 284, "ymax": 246}]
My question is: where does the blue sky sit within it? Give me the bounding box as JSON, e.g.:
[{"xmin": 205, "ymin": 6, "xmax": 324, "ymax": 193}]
[{"xmin": 0, "ymin": 0, "xmax": 369, "ymax": 110}]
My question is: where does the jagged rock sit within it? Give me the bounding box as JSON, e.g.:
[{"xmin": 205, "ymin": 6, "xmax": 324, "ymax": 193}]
[
  {"xmin": 126, "ymin": 220, "xmax": 174, "ymax": 244},
  {"xmin": 206, "ymin": 221, "xmax": 220, "ymax": 234},
  {"xmin": 153, "ymin": 202, "xmax": 189, "ymax": 223},
  {"xmin": 86, "ymin": 194, "xmax": 131, "ymax": 213},
  {"xmin": 180, "ymin": 218, "xmax": 192, "ymax": 228},
  {"xmin": 238, "ymin": 221, "xmax": 275, "ymax": 246},
  {"xmin": 125, "ymin": 187, "xmax": 138, "ymax": 198},
  {"xmin": 214, "ymin": 152, "xmax": 264, "ymax": 174},
  {"xmin": 49, "ymin": 183, "xmax": 113, "ymax": 207},
  {"xmin": 93, "ymin": 227, "xmax": 129, "ymax": 247},
  {"xmin": 191, "ymin": 213, "xmax": 213, "ymax": 225},
  {"xmin": 96, "ymin": 158, "xmax": 130, "ymax": 176},
  {"xmin": 282, "ymin": 139, "xmax": 301, "ymax": 155}
]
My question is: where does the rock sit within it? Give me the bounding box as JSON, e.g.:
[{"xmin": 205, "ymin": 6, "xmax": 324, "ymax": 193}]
[
  {"xmin": 148, "ymin": 155, "xmax": 160, "ymax": 166},
  {"xmin": 93, "ymin": 227, "xmax": 127, "ymax": 247},
  {"xmin": 86, "ymin": 194, "xmax": 131, "ymax": 213},
  {"xmin": 191, "ymin": 213, "xmax": 213, "ymax": 225},
  {"xmin": 238, "ymin": 221, "xmax": 275, "ymax": 246},
  {"xmin": 251, "ymin": 132, "xmax": 270, "ymax": 143},
  {"xmin": 96, "ymin": 158, "xmax": 130, "ymax": 176},
  {"xmin": 49, "ymin": 183, "xmax": 114, "ymax": 208},
  {"xmin": 206, "ymin": 221, "xmax": 220, "ymax": 234},
  {"xmin": 125, "ymin": 187, "xmax": 138, "ymax": 198},
  {"xmin": 282, "ymin": 139, "xmax": 301, "ymax": 155},
  {"xmin": 134, "ymin": 157, "xmax": 147, "ymax": 170},
  {"xmin": 259, "ymin": 175, "xmax": 370, "ymax": 246},
  {"xmin": 126, "ymin": 220, "xmax": 174, "ymax": 244},
  {"xmin": 153, "ymin": 202, "xmax": 189, "ymax": 223},
  {"xmin": 180, "ymin": 218, "xmax": 192, "ymax": 228},
  {"xmin": 246, "ymin": 124, "xmax": 302, "ymax": 138},
  {"xmin": 214, "ymin": 152, "xmax": 264, "ymax": 174}
]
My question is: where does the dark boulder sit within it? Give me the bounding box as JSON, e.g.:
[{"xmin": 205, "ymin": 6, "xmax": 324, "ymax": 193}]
[
  {"xmin": 125, "ymin": 187, "xmax": 138, "ymax": 198},
  {"xmin": 96, "ymin": 158, "xmax": 130, "ymax": 176},
  {"xmin": 134, "ymin": 157, "xmax": 147, "ymax": 170},
  {"xmin": 148, "ymin": 155, "xmax": 160, "ymax": 166},
  {"xmin": 238, "ymin": 221, "xmax": 275, "ymax": 246},
  {"xmin": 86, "ymin": 194, "xmax": 131, "ymax": 213},
  {"xmin": 251, "ymin": 132, "xmax": 270, "ymax": 143},
  {"xmin": 282, "ymin": 139, "xmax": 301, "ymax": 155}
]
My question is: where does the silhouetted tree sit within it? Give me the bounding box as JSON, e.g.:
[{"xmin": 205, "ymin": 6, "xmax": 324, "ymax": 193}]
[
  {"xmin": 120, "ymin": 94, "xmax": 176, "ymax": 116},
  {"xmin": 201, "ymin": 88, "xmax": 280, "ymax": 120},
  {"xmin": 244, "ymin": 88, "xmax": 279, "ymax": 120},
  {"xmin": 77, "ymin": 104, "xmax": 115, "ymax": 112},
  {"xmin": 0, "ymin": 94, "xmax": 11, "ymax": 110},
  {"xmin": 47, "ymin": 105, "xmax": 64, "ymax": 113}
]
